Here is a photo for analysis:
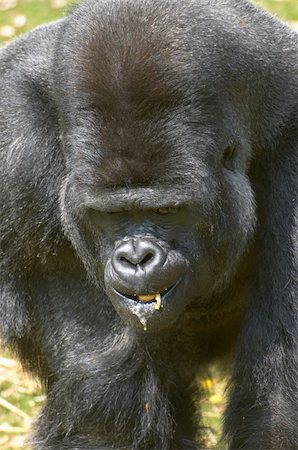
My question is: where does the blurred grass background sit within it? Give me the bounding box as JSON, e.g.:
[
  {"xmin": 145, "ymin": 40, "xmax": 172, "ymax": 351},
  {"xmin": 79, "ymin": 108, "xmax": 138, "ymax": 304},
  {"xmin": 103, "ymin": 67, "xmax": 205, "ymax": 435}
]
[{"xmin": 0, "ymin": 0, "xmax": 297, "ymax": 449}]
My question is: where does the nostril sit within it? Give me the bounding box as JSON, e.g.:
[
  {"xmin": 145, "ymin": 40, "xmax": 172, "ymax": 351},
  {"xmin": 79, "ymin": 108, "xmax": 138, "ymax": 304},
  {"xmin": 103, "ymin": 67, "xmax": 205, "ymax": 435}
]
[
  {"xmin": 140, "ymin": 252, "xmax": 154, "ymax": 266},
  {"xmin": 118, "ymin": 255, "xmax": 135, "ymax": 269},
  {"xmin": 120, "ymin": 256, "xmax": 130, "ymax": 265},
  {"xmin": 119, "ymin": 255, "xmax": 136, "ymax": 266}
]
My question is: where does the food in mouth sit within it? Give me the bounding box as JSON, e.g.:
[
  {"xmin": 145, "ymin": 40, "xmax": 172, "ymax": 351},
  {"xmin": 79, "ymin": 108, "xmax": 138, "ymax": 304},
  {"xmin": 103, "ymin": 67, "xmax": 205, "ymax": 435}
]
[{"xmin": 138, "ymin": 293, "xmax": 162, "ymax": 310}]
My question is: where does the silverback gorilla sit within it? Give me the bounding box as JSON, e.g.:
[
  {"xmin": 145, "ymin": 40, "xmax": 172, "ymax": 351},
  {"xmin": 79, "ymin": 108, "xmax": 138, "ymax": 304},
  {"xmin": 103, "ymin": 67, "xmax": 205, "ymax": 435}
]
[{"xmin": 0, "ymin": 0, "xmax": 297, "ymax": 449}]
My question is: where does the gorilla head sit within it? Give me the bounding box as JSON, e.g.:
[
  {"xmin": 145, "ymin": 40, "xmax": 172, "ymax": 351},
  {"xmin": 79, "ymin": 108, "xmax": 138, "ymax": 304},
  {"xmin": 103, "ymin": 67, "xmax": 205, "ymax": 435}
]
[{"xmin": 57, "ymin": 0, "xmax": 256, "ymax": 333}]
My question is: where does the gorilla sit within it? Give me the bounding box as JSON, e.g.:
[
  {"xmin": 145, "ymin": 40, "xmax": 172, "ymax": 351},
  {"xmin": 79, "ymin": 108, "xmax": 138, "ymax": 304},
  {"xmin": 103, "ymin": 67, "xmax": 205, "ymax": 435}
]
[{"xmin": 0, "ymin": 0, "xmax": 297, "ymax": 449}]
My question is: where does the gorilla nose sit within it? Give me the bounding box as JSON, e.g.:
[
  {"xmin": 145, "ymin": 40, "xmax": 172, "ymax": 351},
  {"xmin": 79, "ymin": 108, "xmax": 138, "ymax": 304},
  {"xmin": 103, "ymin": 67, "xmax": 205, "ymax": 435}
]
[{"xmin": 112, "ymin": 238, "xmax": 167, "ymax": 278}]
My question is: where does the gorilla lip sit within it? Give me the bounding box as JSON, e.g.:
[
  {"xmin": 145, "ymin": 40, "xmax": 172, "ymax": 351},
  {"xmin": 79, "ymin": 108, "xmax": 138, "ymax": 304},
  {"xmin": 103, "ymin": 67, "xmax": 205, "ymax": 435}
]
[{"xmin": 110, "ymin": 282, "xmax": 184, "ymax": 332}]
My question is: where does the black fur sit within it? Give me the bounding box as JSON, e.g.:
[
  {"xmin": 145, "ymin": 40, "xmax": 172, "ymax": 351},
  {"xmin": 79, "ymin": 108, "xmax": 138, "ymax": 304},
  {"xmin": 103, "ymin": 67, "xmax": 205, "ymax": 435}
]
[{"xmin": 0, "ymin": 0, "xmax": 297, "ymax": 449}]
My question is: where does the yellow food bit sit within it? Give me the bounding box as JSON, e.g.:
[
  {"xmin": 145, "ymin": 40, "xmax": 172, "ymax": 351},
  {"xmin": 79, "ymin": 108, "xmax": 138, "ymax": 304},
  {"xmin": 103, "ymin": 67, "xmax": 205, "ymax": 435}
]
[
  {"xmin": 138, "ymin": 294, "xmax": 156, "ymax": 302},
  {"xmin": 155, "ymin": 293, "xmax": 162, "ymax": 310},
  {"xmin": 137, "ymin": 293, "xmax": 162, "ymax": 310}
]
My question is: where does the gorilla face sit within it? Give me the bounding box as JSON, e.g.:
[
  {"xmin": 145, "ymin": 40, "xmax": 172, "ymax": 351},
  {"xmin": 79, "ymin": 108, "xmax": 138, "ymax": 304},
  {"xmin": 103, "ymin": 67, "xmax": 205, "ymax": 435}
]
[
  {"xmin": 61, "ymin": 147, "xmax": 256, "ymax": 333},
  {"xmin": 58, "ymin": 0, "xmax": 257, "ymax": 333}
]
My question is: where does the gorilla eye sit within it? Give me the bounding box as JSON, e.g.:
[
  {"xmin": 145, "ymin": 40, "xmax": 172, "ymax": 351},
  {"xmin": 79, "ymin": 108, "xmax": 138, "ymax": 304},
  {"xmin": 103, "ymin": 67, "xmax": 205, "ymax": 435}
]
[
  {"xmin": 154, "ymin": 207, "xmax": 178, "ymax": 215},
  {"xmin": 222, "ymin": 145, "xmax": 237, "ymax": 170}
]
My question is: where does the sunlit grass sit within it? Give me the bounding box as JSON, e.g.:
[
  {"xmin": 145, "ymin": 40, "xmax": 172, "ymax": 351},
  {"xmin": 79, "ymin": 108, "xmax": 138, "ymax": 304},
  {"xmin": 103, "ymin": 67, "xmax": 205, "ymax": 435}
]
[
  {"xmin": 257, "ymin": 0, "xmax": 298, "ymax": 21},
  {"xmin": 0, "ymin": 352, "xmax": 44, "ymax": 450},
  {"xmin": 0, "ymin": 0, "xmax": 71, "ymax": 44}
]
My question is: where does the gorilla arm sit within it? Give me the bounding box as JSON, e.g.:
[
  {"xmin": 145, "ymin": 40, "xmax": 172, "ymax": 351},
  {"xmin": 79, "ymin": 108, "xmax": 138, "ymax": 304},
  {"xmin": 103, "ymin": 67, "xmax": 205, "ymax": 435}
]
[{"xmin": 224, "ymin": 87, "xmax": 298, "ymax": 450}]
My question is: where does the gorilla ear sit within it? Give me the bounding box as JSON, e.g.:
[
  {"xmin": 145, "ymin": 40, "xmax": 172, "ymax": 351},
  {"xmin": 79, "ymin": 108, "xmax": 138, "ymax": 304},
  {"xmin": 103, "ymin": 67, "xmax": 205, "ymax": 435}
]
[{"xmin": 222, "ymin": 144, "xmax": 238, "ymax": 170}]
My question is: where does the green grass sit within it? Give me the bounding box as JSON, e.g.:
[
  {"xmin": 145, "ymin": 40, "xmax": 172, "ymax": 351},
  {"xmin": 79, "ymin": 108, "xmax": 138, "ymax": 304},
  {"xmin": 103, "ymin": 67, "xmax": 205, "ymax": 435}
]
[
  {"xmin": 0, "ymin": 352, "xmax": 45, "ymax": 450},
  {"xmin": 257, "ymin": 0, "xmax": 298, "ymax": 21},
  {"xmin": 0, "ymin": 0, "xmax": 72, "ymax": 45}
]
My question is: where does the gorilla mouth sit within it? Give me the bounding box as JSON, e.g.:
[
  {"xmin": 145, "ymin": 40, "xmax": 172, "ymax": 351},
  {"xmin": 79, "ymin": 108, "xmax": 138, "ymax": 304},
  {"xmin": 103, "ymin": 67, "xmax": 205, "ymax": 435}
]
[
  {"xmin": 114, "ymin": 286, "xmax": 174, "ymax": 311},
  {"xmin": 107, "ymin": 279, "xmax": 190, "ymax": 332}
]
